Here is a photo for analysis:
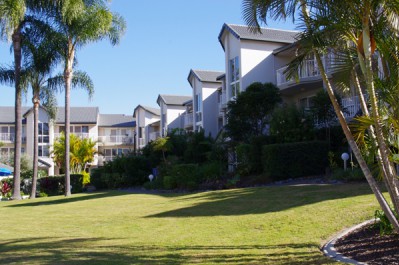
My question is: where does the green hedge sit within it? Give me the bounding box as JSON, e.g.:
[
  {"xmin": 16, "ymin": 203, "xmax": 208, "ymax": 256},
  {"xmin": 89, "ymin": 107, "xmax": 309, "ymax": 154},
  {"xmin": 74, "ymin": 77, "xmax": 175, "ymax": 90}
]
[
  {"xmin": 163, "ymin": 164, "xmax": 202, "ymax": 191},
  {"xmin": 262, "ymin": 141, "xmax": 329, "ymax": 180},
  {"xmin": 38, "ymin": 174, "xmax": 84, "ymax": 196}
]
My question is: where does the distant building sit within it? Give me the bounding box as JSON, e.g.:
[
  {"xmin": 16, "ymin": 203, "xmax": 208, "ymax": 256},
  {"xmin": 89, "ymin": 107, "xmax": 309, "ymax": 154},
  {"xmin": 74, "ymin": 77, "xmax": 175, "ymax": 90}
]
[{"xmin": 133, "ymin": 105, "xmax": 160, "ymax": 150}]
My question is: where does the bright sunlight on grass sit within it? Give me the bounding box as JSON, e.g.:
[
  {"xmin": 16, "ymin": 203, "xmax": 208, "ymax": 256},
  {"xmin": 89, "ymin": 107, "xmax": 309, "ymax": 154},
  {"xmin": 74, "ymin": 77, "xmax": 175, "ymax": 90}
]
[{"xmin": 0, "ymin": 183, "xmax": 379, "ymax": 264}]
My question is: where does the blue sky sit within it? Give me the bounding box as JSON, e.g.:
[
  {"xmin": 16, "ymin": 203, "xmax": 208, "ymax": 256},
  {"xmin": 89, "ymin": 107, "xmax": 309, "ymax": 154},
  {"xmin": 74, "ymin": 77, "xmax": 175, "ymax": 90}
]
[{"xmin": 0, "ymin": 0, "xmax": 296, "ymax": 115}]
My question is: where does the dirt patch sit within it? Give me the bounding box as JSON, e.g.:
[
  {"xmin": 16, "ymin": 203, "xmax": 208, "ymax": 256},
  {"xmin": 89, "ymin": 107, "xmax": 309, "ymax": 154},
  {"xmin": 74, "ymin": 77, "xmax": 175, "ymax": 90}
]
[{"xmin": 334, "ymin": 224, "xmax": 399, "ymax": 265}]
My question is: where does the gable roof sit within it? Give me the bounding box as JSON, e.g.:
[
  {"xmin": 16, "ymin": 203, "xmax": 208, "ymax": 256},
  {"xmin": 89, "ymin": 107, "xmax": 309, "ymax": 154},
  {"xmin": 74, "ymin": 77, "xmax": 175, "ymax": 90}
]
[
  {"xmin": 55, "ymin": 107, "xmax": 99, "ymax": 124},
  {"xmin": 218, "ymin": 23, "xmax": 299, "ymax": 50},
  {"xmin": 187, "ymin": 69, "xmax": 224, "ymax": 87},
  {"xmin": 0, "ymin": 106, "xmax": 30, "ymax": 124},
  {"xmin": 98, "ymin": 114, "xmax": 135, "ymax": 127},
  {"xmin": 157, "ymin": 94, "xmax": 192, "ymax": 106},
  {"xmin": 133, "ymin": 105, "xmax": 161, "ymax": 117}
]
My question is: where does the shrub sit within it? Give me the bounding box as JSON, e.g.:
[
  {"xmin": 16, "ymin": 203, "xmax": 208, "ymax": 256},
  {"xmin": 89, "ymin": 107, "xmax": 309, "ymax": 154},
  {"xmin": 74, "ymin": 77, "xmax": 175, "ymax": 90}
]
[
  {"xmin": 330, "ymin": 167, "xmax": 365, "ymax": 182},
  {"xmin": 39, "ymin": 176, "xmax": 64, "ymax": 196},
  {"xmin": 163, "ymin": 164, "xmax": 201, "ymax": 191},
  {"xmin": 70, "ymin": 174, "xmax": 84, "ymax": 193},
  {"xmin": 262, "ymin": 141, "xmax": 329, "ymax": 180},
  {"xmin": 89, "ymin": 168, "xmax": 107, "ymax": 190},
  {"xmin": 143, "ymin": 176, "xmax": 164, "ymax": 190}
]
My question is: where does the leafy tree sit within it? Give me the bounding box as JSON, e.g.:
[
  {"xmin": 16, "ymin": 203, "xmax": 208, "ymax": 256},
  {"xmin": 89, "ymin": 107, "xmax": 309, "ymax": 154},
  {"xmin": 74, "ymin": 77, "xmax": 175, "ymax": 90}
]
[
  {"xmin": 152, "ymin": 137, "xmax": 173, "ymax": 163},
  {"xmin": 242, "ymin": 0, "xmax": 399, "ymax": 231},
  {"xmin": 225, "ymin": 82, "xmax": 281, "ymax": 142},
  {"xmin": 52, "ymin": 133, "xmax": 97, "ymax": 174},
  {"xmin": 270, "ymin": 104, "xmax": 314, "ymax": 143}
]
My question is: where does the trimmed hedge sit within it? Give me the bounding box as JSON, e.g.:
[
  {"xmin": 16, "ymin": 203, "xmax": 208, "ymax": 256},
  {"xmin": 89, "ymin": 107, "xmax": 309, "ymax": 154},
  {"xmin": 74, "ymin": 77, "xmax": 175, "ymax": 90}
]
[
  {"xmin": 163, "ymin": 164, "xmax": 202, "ymax": 191},
  {"xmin": 262, "ymin": 141, "xmax": 329, "ymax": 180},
  {"xmin": 38, "ymin": 174, "xmax": 84, "ymax": 196}
]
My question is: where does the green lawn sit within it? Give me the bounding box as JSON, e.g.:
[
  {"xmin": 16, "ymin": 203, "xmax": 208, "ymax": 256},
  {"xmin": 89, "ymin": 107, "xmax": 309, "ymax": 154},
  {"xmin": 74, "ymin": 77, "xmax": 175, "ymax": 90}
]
[{"xmin": 0, "ymin": 183, "xmax": 380, "ymax": 264}]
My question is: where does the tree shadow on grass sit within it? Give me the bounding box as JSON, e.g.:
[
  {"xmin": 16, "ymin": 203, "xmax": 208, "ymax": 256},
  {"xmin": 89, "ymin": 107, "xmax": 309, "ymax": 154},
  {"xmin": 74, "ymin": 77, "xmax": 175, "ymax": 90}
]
[
  {"xmin": 5, "ymin": 191, "xmax": 130, "ymax": 208},
  {"xmin": 147, "ymin": 183, "xmax": 374, "ymax": 218},
  {"xmin": 0, "ymin": 236, "xmax": 333, "ymax": 265}
]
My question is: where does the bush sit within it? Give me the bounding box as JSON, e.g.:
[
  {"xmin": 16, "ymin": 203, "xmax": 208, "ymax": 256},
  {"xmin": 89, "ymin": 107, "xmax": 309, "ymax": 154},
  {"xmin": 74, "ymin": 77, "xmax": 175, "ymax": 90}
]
[
  {"xmin": 39, "ymin": 176, "xmax": 64, "ymax": 196},
  {"xmin": 330, "ymin": 167, "xmax": 365, "ymax": 182},
  {"xmin": 163, "ymin": 164, "xmax": 201, "ymax": 191},
  {"xmin": 89, "ymin": 168, "xmax": 107, "ymax": 190},
  {"xmin": 262, "ymin": 141, "xmax": 329, "ymax": 180},
  {"xmin": 143, "ymin": 176, "xmax": 164, "ymax": 190},
  {"xmin": 70, "ymin": 174, "xmax": 84, "ymax": 193}
]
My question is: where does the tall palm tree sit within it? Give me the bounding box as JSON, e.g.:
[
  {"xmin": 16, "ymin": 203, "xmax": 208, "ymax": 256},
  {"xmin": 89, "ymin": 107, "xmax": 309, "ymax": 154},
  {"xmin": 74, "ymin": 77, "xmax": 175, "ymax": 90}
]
[
  {"xmin": 47, "ymin": 0, "xmax": 125, "ymax": 196},
  {"xmin": 0, "ymin": 0, "xmax": 27, "ymax": 200},
  {"xmin": 242, "ymin": 0, "xmax": 399, "ymax": 231}
]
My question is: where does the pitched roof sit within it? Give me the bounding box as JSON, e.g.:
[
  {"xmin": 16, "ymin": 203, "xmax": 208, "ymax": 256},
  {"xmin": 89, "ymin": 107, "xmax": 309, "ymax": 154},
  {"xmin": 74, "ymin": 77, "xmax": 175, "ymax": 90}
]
[
  {"xmin": 218, "ymin": 23, "xmax": 299, "ymax": 50},
  {"xmin": 98, "ymin": 114, "xmax": 135, "ymax": 127},
  {"xmin": 133, "ymin": 105, "xmax": 161, "ymax": 117},
  {"xmin": 0, "ymin": 106, "xmax": 30, "ymax": 124},
  {"xmin": 157, "ymin": 94, "xmax": 192, "ymax": 106},
  {"xmin": 187, "ymin": 69, "xmax": 224, "ymax": 87},
  {"xmin": 55, "ymin": 107, "xmax": 99, "ymax": 124}
]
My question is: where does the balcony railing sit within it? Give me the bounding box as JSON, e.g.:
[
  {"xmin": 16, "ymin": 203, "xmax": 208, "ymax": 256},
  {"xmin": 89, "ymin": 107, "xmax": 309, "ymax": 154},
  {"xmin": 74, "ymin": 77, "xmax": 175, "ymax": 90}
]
[
  {"xmin": 342, "ymin": 95, "xmax": 367, "ymax": 118},
  {"xmin": 98, "ymin": 135, "xmax": 134, "ymax": 145},
  {"xmin": 218, "ymin": 93, "xmax": 227, "ymax": 111},
  {"xmin": 276, "ymin": 56, "xmax": 333, "ymax": 87},
  {"xmin": 149, "ymin": 132, "xmax": 160, "ymax": 141},
  {"xmin": 184, "ymin": 113, "xmax": 193, "ymax": 128},
  {"xmin": 196, "ymin": 112, "xmax": 202, "ymax": 123},
  {"xmin": 138, "ymin": 138, "xmax": 146, "ymax": 148},
  {"xmin": 54, "ymin": 133, "xmax": 95, "ymax": 140},
  {"xmin": 0, "ymin": 133, "xmax": 26, "ymax": 143}
]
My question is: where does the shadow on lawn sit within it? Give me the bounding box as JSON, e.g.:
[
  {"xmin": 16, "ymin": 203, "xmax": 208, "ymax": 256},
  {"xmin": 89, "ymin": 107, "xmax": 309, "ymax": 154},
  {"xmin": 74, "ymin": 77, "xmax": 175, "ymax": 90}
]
[
  {"xmin": 0, "ymin": 237, "xmax": 332, "ymax": 265},
  {"xmin": 5, "ymin": 191, "xmax": 129, "ymax": 208},
  {"xmin": 147, "ymin": 183, "xmax": 373, "ymax": 218}
]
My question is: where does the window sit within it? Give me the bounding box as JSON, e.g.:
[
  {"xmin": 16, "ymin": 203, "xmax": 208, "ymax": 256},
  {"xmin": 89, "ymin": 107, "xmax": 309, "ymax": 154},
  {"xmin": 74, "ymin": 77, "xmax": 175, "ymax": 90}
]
[
  {"xmin": 195, "ymin": 93, "xmax": 202, "ymax": 112},
  {"xmin": 38, "ymin": 146, "xmax": 49, "ymax": 157},
  {"xmin": 229, "ymin": 56, "xmax": 240, "ymax": 98},
  {"xmin": 38, "ymin": 123, "xmax": 49, "ymax": 143},
  {"xmin": 299, "ymin": 96, "xmax": 315, "ymax": 110}
]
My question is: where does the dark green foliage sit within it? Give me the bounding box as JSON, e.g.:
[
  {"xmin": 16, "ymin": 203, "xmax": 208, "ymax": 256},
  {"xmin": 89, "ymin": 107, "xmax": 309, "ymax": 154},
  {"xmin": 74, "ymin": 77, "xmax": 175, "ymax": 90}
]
[
  {"xmin": 91, "ymin": 155, "xmax": 152, "ymax": 189},
  {"xmin": 330, "ymin": 168, "xmax": 365, "ymax": 182},
  {"xmin": 226, "ymin": 82, "xmax": 281, "ymax": 142},
  {"xmin": 163, "ymin": 164, "xmax": 202, "ymax": 191},
  {"xmin": 143, "ymin": 176, "xmax": 164, "ymax": 190},
  {"xmin": 38, "ymin": 176, "xmax": 64, "ymax": 196},
  {"xmin": 38, "ymin": 174, "xmax": 84, "ymax": 195},
  {"xmin": 270, "ymin": 104, "xmax": 315, "ymax": 143},
  {"xmin": 183, "ymin": 131, "xmax": 214, "ymax": 164},
  {"xmin": 315, "ymin": 125, "xmax": 346, "ymax": 152},
  {"xmin": 373, "ymin": 209, "xmax": 398, "ymax": 235},
  {"xmin": 262, "ymin": 141, "xmax": 329, "ymax": 180}
]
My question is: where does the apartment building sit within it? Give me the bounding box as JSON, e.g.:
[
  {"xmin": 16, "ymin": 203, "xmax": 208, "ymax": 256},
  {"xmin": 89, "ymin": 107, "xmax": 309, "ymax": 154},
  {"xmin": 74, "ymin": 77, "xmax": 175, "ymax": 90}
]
[
  {"xmin": 187, "ymin": 69, "xmax": 224, "ymax": 138},
  {"xmin": 156, "ymin": 94, "xmax": 191, "ymax": 136},
  {"xmin": 0, "ymin": 106, "xmax": 135, "ymax": 175},
  {"xmin": 133, "ymin": 105, "xmax": 161, "ymax": 150}
]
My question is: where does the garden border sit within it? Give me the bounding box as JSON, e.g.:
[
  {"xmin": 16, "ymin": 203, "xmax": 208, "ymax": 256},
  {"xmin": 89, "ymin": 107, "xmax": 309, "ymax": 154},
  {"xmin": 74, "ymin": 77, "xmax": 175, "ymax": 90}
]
[{"xmin": 322, "ymin": 219, "xmax": 376, "ymax": 265}]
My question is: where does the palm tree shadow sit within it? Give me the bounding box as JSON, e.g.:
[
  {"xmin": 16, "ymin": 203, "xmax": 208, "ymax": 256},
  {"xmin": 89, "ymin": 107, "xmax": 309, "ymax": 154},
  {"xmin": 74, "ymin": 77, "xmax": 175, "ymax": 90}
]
[
  {"xmin": 147, "ymin": 183, "xmax": 374, "ymax": 218},
  {"xmin": 6, "ymin": 191, "xmax": 129, "ymax": 208},
  {"xmin": 0, "ymin": 236, "xmax": 331, "ymax": 264}
]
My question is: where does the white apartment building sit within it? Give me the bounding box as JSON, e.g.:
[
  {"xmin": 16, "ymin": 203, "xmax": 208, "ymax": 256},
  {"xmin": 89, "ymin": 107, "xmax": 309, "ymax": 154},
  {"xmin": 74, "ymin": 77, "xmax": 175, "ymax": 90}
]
[
  {"xmin": 156, "ymin": 94, "xmax": 191, "ymax": 137},
  {"xmin": 0, "ymin": 106, "xmax": 135, "ymax": 176},
  {"xmin": 187, "ymin": 69, "xmax": 224, "ymax": 138},
  {"xmin": 133, "ymin": 105, "xmax": 161, "ymax": 150}
]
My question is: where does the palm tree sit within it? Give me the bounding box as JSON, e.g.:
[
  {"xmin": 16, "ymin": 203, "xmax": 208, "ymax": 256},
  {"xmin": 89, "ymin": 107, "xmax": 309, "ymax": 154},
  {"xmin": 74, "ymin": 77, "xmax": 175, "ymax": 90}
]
[
  {"xmin": 0, "ymin": 0, "xmax": 27, "ymax": 200},
  {"xmin": 242, "ymin": 0, "xmax": 399, "ymax": 231},
  {"xmin": 48, "ymin": 0, "xmax": 125, "ymax": 196}
]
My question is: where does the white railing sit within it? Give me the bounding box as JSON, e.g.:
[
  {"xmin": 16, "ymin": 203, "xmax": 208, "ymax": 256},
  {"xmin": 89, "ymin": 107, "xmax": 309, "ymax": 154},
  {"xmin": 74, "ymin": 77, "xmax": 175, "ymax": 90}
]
[
  {"xmin": 149, "ymin": 132, "xmax": 160, "ymax": 141},
  {"xmin": 54, "ymin": 133, "xmax": 96, "ymax": 140},
  {"xmin": 342, "ymin": 95, "xmax": 367, "ymax": 118},
  {"xmin": 98, "ymin": 135, "xmax": 134, "ymax": 145},
  {"xmin": 276, "ymin": 56, "xmax": 333, "ymax": 86},
  {"xmin": 184, "ymin": 113, "xmax": 193, "ymax": 128},
  {"xmin": 0, "ymin": 133, "xmax": 14, "ymax": 143}
]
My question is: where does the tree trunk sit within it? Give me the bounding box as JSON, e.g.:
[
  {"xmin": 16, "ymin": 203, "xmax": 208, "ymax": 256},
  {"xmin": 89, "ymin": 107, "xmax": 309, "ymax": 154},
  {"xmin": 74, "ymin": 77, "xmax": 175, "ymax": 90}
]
[
  {"xmin": 11, "ymin": 29, "xmax": 22, "ymax": 200},
  {"xmin": 30, "ymin": 93, "xmax": 40, "ymax": 199},
  {"xmin": 64, "ymin": 39, "xmax": 75, "ymax": 197},
  {"xmin": 299, "ymin": 2, "xmax": 399, "ymax": 232}
]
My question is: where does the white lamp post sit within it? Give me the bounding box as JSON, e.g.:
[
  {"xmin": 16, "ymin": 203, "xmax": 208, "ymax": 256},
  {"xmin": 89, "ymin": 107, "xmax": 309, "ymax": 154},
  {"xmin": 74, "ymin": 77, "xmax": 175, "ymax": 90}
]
[{"xmin": 341, "ymin": 152, "xmax": 350, "ymax": 171}]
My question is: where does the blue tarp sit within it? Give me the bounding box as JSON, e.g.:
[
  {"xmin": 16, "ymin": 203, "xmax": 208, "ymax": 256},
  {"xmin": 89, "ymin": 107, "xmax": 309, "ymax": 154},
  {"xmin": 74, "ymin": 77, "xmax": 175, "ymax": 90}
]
[{"xmin": 0, "ymin": 168, "xmax": 12, "ymax": 176}]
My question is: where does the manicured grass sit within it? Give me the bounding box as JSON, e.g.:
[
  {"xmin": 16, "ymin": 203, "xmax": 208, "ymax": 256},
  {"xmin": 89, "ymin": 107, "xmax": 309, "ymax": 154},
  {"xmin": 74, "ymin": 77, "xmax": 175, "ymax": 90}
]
[{"xmin": 0, "ymin": 183, "xmax": 380, "ymax": 264}]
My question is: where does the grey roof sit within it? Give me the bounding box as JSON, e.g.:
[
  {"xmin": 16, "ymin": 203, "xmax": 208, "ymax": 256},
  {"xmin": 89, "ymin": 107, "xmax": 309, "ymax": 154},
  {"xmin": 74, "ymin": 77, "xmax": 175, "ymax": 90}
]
[
  {"xmin": 188, "ymin": 69, "xmax": 224, "ymax": 86},
  {"xmin": 55, "ymin": 107, "xmax": 99, "ymax": 124},
  {"xmin": 98, "ymin": 114, "xmax": 135, "ymax": 127},
  {"xmin": 0, "ymin": 106, "xmax": 30, "ymax": 124},
  {"xmin": 218, "ymin": 24, "xmax": 299, "ymax": 50},
  {"xmin": 157, "ymin": 94, "xmax": 192, "ymax": 106},
  {"xmin": 133, "ymin": 105, "xmax": 161, "ymax": 117}
]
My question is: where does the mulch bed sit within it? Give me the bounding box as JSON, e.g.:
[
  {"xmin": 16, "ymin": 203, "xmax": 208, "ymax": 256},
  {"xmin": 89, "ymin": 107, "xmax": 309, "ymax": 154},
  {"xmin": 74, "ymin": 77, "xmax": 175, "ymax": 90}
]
[{"xmin": 334, "ymin": 223, "xmax": 399, "ymax": 265}]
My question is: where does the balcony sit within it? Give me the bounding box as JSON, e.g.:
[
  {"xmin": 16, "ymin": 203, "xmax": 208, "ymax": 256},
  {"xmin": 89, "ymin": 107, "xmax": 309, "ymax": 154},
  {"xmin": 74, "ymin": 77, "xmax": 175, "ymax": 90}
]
[
  {"xmin": 218, "ymin": 93, "xmax": 227, "ymax": 112},
  {"xmin": 276, "ymin": 56, "xmax": 333, "ymax": 88},
  {"xmin": 54, "ymin": 133, "xmax": 95, "ymax": 140},
  {"xmin": 0, "ymin": 133, "xmax": 26, "ymax": 143},
  {"xmin": 98, "ymin": 135, "xmax": 134, "ymax": 146},
  {"xmin": 149, "ymin": 132, "xmax": 160, "ymax": 142},
  {"xmin": 342, "ymin": 95, "xmax": 367, "ymax": 119},
  {"xmin": 184, "ymin": 113, "xmax": 193, "ymax": 128},
  {"xmin": 138, "ymin": 138, "xmax": 146, "ymax": 148},
  {"xmin": 196, "ymin": 112, "xmax": 202, "ymax": 123}
]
